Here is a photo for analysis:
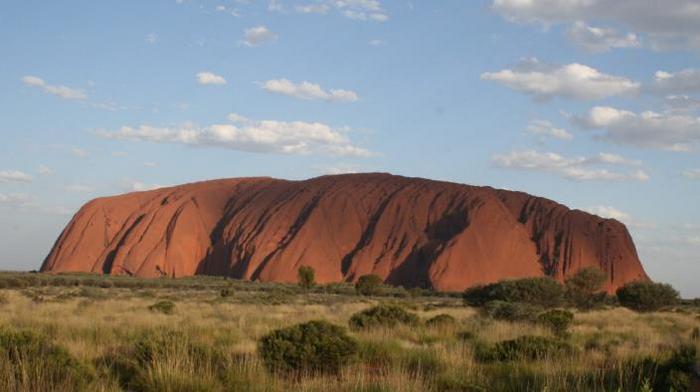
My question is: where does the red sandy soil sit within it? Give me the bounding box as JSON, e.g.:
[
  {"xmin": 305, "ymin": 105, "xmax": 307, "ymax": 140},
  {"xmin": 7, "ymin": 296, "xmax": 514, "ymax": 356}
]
[{"xmin": 41, "ymin": 173, "xmax": 648, "ymax": 292}]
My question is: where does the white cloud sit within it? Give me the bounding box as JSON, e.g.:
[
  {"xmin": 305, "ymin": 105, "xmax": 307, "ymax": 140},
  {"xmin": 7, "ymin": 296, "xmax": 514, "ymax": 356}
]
[
  {"xmin": 37, "ymin": 165, "xmax": 53, "ymax": 176},
  {"xmin": 146, "ymin": 33, "xmax": 158, "ymax": 44},
  {"xmin": 0, "ymin": 170, "xmax": 32, "ymax": 183},
  {"xmin": 196, "ymin": 71, "xmax": 227, "ymax": 85},
  {"xmin": 651, "ymin": 69, "xmax": 700, "ymax": 95},
  {"xmin": 492, "ymin": 150, "xmax": 650, "ymax": 181},
  {"xmin": 573, "ymin": 106, "xmax": 700, "ymax": 152},
  {"xmin": 268, "ymin": 0, "xmax": 283, "ymax": 12},
  {"xmin": 296, "ymin": 4, "xmax": 330, "ymax": 13},
  {"xmin": 334, "ymin": 0, "xmax": 388, "ymax": 22},
  {"xmin": 526, "ymin": 119, "xmax": 573, "ymax": 140},
  {"xmin": 481, "ymin": 58, "xmax": 639, "ymax": 100},
  {"xmin": 21, "ymin": 75, "xmax": 87, "ymax": 100},
  {"xmin": 584, "ymin": 206, "xmax": 631, "ymax": 221},
  {"xmin": 123, "ymin": 181, "xmax": 164, "ymax": 192},
  {"xmin": 566, "ymin": 21, "xmax": 640, "ymax": 53},
  {"xmin": 71, "ymin": 147, "xmax": 88, "ymax": 158},
  {"xmin": 65, "ymin": 184, "xmax": 95, "ymax": 193},
  {"xmin": 112, "ymin": 151, "xmax": 128, "ymax": 157},
  {"xmin": 143, "ymin": 162, "xmax": 158, "ymax": 168},
  {"xmin": 492, "ymin": 0, "xmax": 700, "ymax": 51},
  {"xmin": 684, "ymin": 169, "xmax": 700, "ymax": 179},
  {"xmin": 241, "ymin": 26, "xmax": 277, "ymax": 47},
  {"xmin": 664, "ymin": 95, "xmax": 700, "ymax": 114},
  {"xmin": 96, "ymin": 113, "xmax": 374, "ymax": 157},
  {"xmin": 262, "ymin": 79, "xmax": 359, "ymax": 102},
  {"xmin": 0, "ymin": 193, "xmax": 35, "ymax": 207},
  {"xmin": 368, "ymin": 39, "xmax": 386, "ymax": 47}
]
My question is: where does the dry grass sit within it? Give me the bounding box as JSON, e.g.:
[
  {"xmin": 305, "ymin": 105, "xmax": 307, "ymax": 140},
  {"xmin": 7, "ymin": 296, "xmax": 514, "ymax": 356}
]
[{"xmin": 0, "ymin": 283, "xmax": 698, "ymax": 391}]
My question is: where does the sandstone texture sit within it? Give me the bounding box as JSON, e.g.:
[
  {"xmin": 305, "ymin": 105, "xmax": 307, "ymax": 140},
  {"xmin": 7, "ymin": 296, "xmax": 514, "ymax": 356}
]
[{"xmin": 41, "ymin": 173, "xmax": 648, "ymax": 291}]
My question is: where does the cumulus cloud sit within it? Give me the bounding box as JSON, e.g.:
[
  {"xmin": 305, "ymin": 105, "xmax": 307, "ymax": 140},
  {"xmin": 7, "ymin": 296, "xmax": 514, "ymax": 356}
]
[
  {"xmin": 492, "ymin": 150, "xmax": 649, "ymax": 181},
  {"xmin": 37, "ymin": 165, "xmax": 53, "ymax": 176},
  {"xmin": 651, "ymin": 69, "xmax": 700, "ymax": 95},
  {"xmin": 0, "ymin": 193, "xmax": 35, "ymax": 207},
  {"xmin": 566, "ymin": 21, "xmax": 640, "ymax": 53},
  {"xmin": 196, "ymin": 71, "xmax": 227, "ymax": 85},
  {"xmin": 491, "ymin": 0, "xmax": 700, "ymax": 51},
  {"xmin": 481, "ymin": 58, "xmax": 639, "ymax": 100},
  {"xmin": 122, "ymin": 181, "xmax": 165, "ymax": 192},
  {"xmin": 96, "ymin": 113, "xmax": 374, "ymax": 157},
  {"xmin": 584, "ymin": 206, "xmax": 631, "ymax": 221},
  {"xmin": 262, "ymin": 79, "xmax": 359, "ymax": 102},
  {"xmin": 146, "ymin": 33, "xmax": 158, "ymax": 44},
  {"xmin": 296, "ymin": 4, "xmax": 330, "ymax": 13},
  {"xmin": 664, "ymin": 95, "xmax": 700, "ymax": 114},
  {"xmin": 21, "ymin": 75, "xmax": 87, "ymax": 100},
  {"xmin": 0, "ymin": 170, "xmax": 33, "ymax": 183},
  {"xmin": 573, "ymin": 106, "xmax": 700, "ymax": 152},
  {"xmin": 71, "ymin": 147, "xmax": 88, "ymax": 158},
  {"xmin": 684, "ymin": 169, "xmax": 700, "ymax": 179},
  {"xmin": 526, "ymin": 119, "xmax": 573, "ymax": 140},
  {"xmin": 241, "ymin": 26, "xmax": 277, "ymax": 47}
]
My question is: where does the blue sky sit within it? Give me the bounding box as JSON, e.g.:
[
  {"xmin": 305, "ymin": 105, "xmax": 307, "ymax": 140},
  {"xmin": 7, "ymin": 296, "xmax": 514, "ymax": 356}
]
[{"xmin": 1, "ymin": 0, "xmax": 698, "ymax": 296}]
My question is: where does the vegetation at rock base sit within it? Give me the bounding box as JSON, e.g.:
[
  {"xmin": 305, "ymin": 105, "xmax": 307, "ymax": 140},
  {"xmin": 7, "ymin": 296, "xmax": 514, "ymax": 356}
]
[{"xmin": 0, "ymin": 271, "xmax": 697, "ymax": 391}]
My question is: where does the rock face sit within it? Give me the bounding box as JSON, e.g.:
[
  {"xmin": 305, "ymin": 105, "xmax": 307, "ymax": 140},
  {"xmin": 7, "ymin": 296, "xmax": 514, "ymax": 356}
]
[{"xmin": 41, "ymin": 173, "xmax": 648, "ymax": 292}]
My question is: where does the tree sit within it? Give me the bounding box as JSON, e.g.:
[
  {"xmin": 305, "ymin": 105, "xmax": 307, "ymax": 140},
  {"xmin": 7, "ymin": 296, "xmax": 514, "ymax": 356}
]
[
  {"xmin": 565, "ymin": 267, "xmax": 607, "ymax": 309},
  {"xmin": 297, "ymin": 266, "xmax": 315, "ymax": 290},
  {"xmin": 616, "ymin": 281, "xmax": 680, "ymax": 312},
  {"xmin": 463, "ymin": 277, "xmax": 565, "ymax": 308},
  {"xmin": 355, "ymin": 274, "xmax": 383, "ymax": 296}
]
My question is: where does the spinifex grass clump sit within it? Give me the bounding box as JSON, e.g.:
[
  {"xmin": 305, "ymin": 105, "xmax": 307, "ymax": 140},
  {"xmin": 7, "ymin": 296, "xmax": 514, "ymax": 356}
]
[
  {"xmin": 480, "ymin": 300, "xmax": 543, "ymax": 322},
  {"xmin": 105, "ymin": 328, "xmax": 228, "ymax": 391},
  {"xmin": 258, "ymin": 320, "xmax": 358, "ymax": 375},
  {"xmin": 425, "ymin": 313, "xmax": 457, "ymax": 328},
  {"xmin": 349, "ymin": 304, "xmax": 419, "ymax": 330},
  {"xmin": 476, "ymin": 335, "xmax": 575, "ymax": 362},
  {"xmin": 0, "ymin": 328, "xmax": 95, "ymax": 391},
  {"xmin": 148, "ymin": 300, "xmax": 176, "ymax": 314}
]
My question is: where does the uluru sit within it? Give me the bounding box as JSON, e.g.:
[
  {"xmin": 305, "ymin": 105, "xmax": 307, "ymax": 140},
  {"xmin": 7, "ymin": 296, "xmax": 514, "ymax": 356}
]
[{"xmin": 41, "ymin": 173, "xmax": 648, "ymax": 292}]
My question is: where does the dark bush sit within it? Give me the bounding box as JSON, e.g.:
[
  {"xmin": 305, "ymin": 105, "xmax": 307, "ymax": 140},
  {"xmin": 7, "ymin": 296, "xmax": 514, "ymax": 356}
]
[
  {"xmin": 0, "ymin": 328, "xmax": 95, "ymax": 390},
  {"xmin": 148, "ymin": 300, "xmax": 175, "ymax": 315},
  {"xmin": 480, "ymin": 300, "xmax": 542, "ymax": 322},
  {"xmin": 616, "ymin": 281, "xmax": 680, "ymax": 312},
  {"xmin": 220, "ymin": 288, "xmax": 233, "ymax": 298},
  {"xmin": 258, "ymin": 320, "xmax": 357, "ymax": 375},
  {"xmin": 425, "ymin": 314, "xmax": 457, "ymax": 328},
  {"xmin": 463, "ymin": 277, "xmax": 565, "ymax": 308},
  {"xmin": 349, "ymin": 304, "xmax": 419, "ymax": 330},
  {"xmin": 297, "ymin": 266, "xmax": 315, "ymax": 290},
  {"xmin": 639, "ymin": 344, "xmax": 698, "ymax": 392},
  {"xmin": 565, "ymin": 267, "xmax": 607, "ymax": 310},
  {"xmin": 536, "ymin": 309, "xmax": 574, "ymax": 337},
  {"xmin": 0, "ymin": 291, "xmax": 8, "ymax": 305},
  {"xmin": 476, "ymin": 335, "xmax": 574, "ymax": 362},
  {"xmin": 355, "ymin": 274, "xmax": 383, "ymax": 296}
]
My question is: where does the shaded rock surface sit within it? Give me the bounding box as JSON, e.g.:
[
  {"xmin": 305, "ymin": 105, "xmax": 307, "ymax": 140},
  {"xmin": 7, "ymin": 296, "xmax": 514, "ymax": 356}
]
[{"xmin": 41, "ymin": 173, "xmax": 648, "ymax": 291}]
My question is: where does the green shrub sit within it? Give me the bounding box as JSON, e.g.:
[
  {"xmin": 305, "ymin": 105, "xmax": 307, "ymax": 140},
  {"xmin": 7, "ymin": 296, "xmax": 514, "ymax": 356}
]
[
  {"xmin": 536, "ymin": 309, "xmax": 574, "ymax": 337},
  {"xmin": 565, "ymin": 267, "xmax": 607, "ymax": 310},
  {"xmin": 349, "ymin": 305, "xmax": 419, "ymax": 330},
  {"xmin": 425, "ymin": 313, "xmax": 457, "ymax": 328},
  {"xmin": 148, "ymin": 300, "xmax": 175, "ymax": 315},
  {"xmin": 639, "ymin": 344, "xmax": 698, "ymax": 392},
  {"xmin": 463, "ymin": 277, "xmax": 565, "ymax": 308},
  {"xmin": 476, "ymin": 335, "xmax": 574, "ymax": 362},
  {"xmin": 480, "ymin": 300, "xmax": 542, "ymax": 322},
  {"xmin": 258, "ymin": 320, "xmax": 357, "ymax": 375},
  {"xmin": 616, "ymin": 281, "xmax": 680, "ymax": 312},
  {"xmin": 0, "ymin": 328, "xmax": 95, "ymax": 391},
  {"xmin": 355, "ymin": 274, "xmax": 384, "ymax": 296},
  {"xmin": 297, "ymin": 266, "xmax": 315, "ymax": 290}
]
